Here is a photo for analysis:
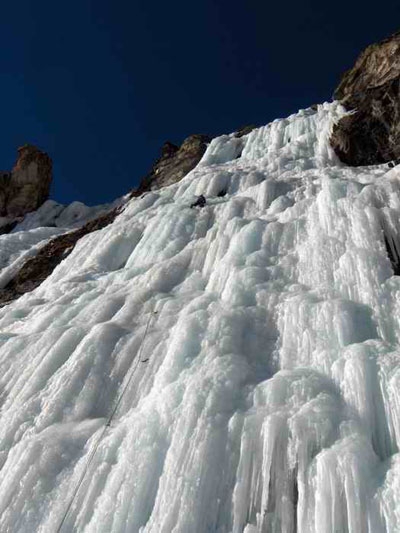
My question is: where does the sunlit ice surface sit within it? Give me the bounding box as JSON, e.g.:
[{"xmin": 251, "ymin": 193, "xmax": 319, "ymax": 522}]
[{"xmin": 0, "ymin": 102, "xmax": 400, "ymax": 532}]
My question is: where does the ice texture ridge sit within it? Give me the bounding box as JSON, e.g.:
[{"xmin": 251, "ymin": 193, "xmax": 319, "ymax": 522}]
[{"xmin": 1, "ymin": 102, "xmax": 400, "ymax": 532}]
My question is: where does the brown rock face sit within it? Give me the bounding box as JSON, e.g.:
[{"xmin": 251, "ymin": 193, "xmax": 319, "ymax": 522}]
[
  {"xmin": 137, "ymin": 134, "xmax": 212, "ymax": 193},
  {"xmin": 234, "ymin": 124, "xmax": 256, "ymax": 138},
  {"xmin": 0, "ymin": 172, "xmax": 11, "ymax": 215},
  {"xmin": 331, "ymin": 32, "xmax": 400, "ymax": 166},
  {"xmin": 5, "ymin": 144, "xmax": 52, "ymax": 217}
]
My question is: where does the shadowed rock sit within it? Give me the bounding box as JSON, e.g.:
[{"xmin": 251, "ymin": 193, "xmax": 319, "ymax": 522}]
[
  {"xmin": 331, "ymin": 31, "xmax": 400, "ymax": 166},
  {"xmin": 135, "ymin": 134, "xmax": 212, "ymax": 193},
  {"xmin": 234, "ymin": 124, "xmax": 256, "ymax": 138},
  {"xmin": 0, "ymin": 144, "xmax": 52, "ymax": 219}
]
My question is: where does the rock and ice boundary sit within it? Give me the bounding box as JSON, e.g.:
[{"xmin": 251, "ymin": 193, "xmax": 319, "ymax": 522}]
[{"xmin": 1, "ymin": 102, "xmax": 400, "ymax": 532}]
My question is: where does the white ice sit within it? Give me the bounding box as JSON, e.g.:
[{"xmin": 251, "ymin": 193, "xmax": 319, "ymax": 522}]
[
  {"xmin": 13, "ymin": 197, "xmax": 122, "ymax": 233},
  {"xmin": 0, "ymin": 197, "xmax": 126, "ymax": 290},
  {"xmin": 0, "ymin": 102, "xmax": 400, "ymax": 532}
]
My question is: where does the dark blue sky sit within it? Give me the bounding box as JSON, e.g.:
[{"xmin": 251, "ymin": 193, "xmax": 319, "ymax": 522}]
[{"xmin": 0, "ymin": 1, "xmax": 399, "ymax": 205}]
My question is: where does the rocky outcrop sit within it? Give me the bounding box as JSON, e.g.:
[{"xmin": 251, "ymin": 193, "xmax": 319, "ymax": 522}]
[
  {"xmin": 0, "ymin": 145, "xmax": 52, "ymax": 218},
  {"xmin": 331, "ymin": 32, "xmax": 400, "ymax": 166},
  {"xmin": 5, "ymin": 145, "xmax": 52, "ymax": 216},
  {"xmin": 136, "ymin": 134, "xmax": 212, "ymax": 193},
  {"xmin": 234, "ymin": 125, "xmax": 256, "ymax": 138}
]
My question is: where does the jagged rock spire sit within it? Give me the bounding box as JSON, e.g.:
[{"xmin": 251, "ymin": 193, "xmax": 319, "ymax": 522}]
[
  {"xmin": 0, "ymin": 144, "xmax": 52, "ymax": 218},
  {"xmin": 136, "ymin": 134, "xmax": 212, "ymax": 193},
  {"xmin": 6, "ymin": 144, "xmax": 52, "ymax": 217}
]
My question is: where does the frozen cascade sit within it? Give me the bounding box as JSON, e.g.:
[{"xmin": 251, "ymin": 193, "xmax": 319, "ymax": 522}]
[{"xmin": 0, "ymin": 102, "xmax": 400, "ymax": 531}]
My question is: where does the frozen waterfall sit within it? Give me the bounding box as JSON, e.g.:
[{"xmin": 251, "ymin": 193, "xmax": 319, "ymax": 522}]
[{"xmin": 0, "ymin": 102, "xmax": 400, "ymax": 532}]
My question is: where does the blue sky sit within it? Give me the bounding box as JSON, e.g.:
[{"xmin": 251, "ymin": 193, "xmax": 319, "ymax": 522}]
[{"xmin": 0, "ymin": 1, "xmax": 399, "ymax": 205}]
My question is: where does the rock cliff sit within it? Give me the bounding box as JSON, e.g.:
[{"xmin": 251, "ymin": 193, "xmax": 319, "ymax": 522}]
[
  {"xmin": 136, "ymin": 134, "xmax": 212, "ymax": 193},
  {"xmin": 331, "ymin": 31, "xmax": 400, "ymax": 165},
  {"xmin": 0, "ymin": 144, "xmax": 52, "ymax": 218}
]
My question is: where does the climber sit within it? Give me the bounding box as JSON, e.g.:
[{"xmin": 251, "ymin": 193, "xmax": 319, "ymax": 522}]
[{"xmin": 190, "ymin": 194, "xmax": 206, "ymax": 208}]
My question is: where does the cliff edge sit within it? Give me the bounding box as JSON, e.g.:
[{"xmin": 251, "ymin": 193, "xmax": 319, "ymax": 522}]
[{"xmin": 331, "ymin": 31, "xmax": 400, "ymax": 165}]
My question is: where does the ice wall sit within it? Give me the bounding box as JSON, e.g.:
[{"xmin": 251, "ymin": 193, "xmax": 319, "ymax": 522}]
[{"xmin": 0, "ymin": 102, "xmax": 400, "ymax": 532}]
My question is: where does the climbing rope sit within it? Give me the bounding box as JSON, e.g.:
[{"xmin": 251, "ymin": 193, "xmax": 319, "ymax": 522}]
[{"xmin": 56, "ymin": 307, "xmax": 157, "ymax": 533}]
